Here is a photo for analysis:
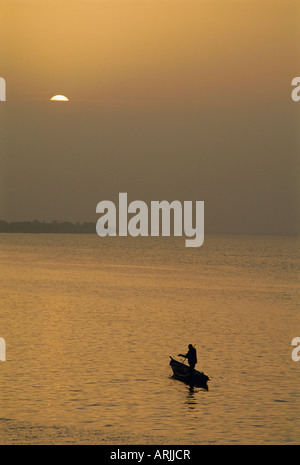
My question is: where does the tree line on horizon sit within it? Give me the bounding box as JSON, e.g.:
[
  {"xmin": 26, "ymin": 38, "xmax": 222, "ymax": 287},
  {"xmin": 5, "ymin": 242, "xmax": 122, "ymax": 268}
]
[{"xmin": 0, "ymin": 219, "xmax": 95, "ymax": 234}]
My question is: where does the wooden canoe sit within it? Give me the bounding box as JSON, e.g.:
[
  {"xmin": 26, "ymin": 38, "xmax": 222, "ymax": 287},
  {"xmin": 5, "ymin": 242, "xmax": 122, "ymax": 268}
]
[{"xmin": 169, "ymin": 356, "xmax": 209, "ymax": 390}]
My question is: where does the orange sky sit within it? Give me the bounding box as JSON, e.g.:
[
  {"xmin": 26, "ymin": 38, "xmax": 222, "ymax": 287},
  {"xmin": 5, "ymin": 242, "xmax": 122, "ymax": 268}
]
[
  {"xmin": 1, "ymin": 1, "xmax": 299, "ymax": 233},
  {"xmin": 2, "ymin": 0, "xmax": 300, "ymax": 105}
]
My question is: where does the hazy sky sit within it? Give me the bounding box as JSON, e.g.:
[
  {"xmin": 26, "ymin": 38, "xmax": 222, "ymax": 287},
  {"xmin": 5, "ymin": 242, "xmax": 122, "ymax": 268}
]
[{"xmin": 1, "ymin": 0, "xmax": 299, "ymax": 233}]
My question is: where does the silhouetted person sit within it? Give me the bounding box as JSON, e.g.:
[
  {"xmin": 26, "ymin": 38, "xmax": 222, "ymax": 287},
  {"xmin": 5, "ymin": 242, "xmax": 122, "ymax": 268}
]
[{"xmin": 178, "ymin": 344, "xmax": 197, "ymax": 374}]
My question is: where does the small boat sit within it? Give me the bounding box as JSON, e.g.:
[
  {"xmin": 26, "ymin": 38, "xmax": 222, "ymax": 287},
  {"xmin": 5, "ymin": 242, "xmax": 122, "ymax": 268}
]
[{"xmin": 169, "ymin": 356, "xmax": 209, "ymax": 390}]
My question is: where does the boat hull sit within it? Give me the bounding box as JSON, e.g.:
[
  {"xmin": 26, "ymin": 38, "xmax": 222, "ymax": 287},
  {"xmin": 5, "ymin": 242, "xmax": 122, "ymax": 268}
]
[{"xmin": 169, "ymin": 357, "xmax": 209, "ymax": 390}]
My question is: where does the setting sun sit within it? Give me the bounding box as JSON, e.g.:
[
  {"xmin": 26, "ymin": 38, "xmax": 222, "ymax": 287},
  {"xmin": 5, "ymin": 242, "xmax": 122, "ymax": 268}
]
[{"xmin": 50, "ymin": 95, "xmax": 69, "ymax": 101}]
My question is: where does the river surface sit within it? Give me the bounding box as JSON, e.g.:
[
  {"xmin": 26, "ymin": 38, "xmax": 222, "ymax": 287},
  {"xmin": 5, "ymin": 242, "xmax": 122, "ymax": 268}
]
[{"xmin": 0, "ymin": 233, "xmax": 299, "ymax": 444}]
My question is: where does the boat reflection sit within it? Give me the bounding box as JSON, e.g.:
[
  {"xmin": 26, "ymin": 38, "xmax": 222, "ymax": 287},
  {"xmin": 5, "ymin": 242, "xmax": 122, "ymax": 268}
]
[{"xmin": 184, "ymin": 385, "xmax": 198, "ymax": 409}]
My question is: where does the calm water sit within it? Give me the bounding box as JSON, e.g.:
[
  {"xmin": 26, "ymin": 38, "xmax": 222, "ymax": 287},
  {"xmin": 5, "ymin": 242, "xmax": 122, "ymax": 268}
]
[{"xmin": 0, "ymin": 233, "xmax": 299, "ymax": 444}]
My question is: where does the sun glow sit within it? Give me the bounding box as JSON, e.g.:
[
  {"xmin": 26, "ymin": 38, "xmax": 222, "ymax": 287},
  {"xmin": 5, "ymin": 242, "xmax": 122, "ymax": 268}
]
[{"xmin": 50, "ymin": 95, "xmax": 69, "ymax": 101}]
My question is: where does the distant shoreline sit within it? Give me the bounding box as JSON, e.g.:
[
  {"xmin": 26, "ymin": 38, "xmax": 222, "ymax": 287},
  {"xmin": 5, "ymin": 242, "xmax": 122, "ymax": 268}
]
[
  {"xmin": 0, "ymin": 219, "xmax": 95, "ymax": 234},
  {"xmin": 0, "ymin": 220, "xmax": 299, "ymax": 236}
]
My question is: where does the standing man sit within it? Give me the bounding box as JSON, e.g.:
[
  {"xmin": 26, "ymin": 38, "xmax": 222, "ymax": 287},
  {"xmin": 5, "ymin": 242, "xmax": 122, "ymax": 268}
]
[{"xmin": 178, "ymin": 344, "xmax": 197, "ymax": 374}]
